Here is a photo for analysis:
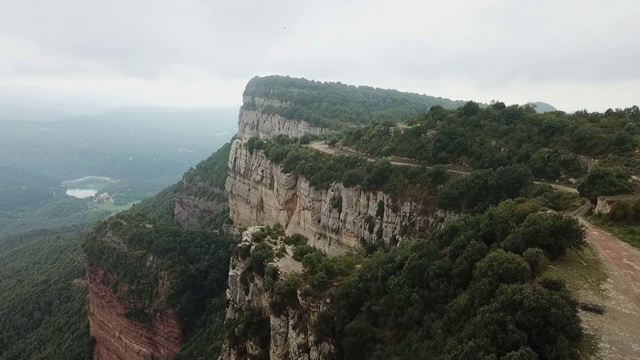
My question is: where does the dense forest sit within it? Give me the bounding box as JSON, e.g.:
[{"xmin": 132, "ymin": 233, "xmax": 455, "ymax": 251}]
[
  {"xmin": 339, "ymin": 102, "xmax": 640, "ymax": 184},
  {"xmin": 83, "ymin": 208, "xmax": 233, "ymax": 349},
  {"xmin": 237, "ymin": 198, "xmax": 586, "ymax": 359},
  {"xmin": 0, "ymin": 227, "xmax": 94, "ymax": 360},
  {"xmin": 242, "ymin": 75, "xmax": 468, "ymax": 128},
  {"xmin": 81, "ymin": 144, "xmax": 236, "ymax": 358}
]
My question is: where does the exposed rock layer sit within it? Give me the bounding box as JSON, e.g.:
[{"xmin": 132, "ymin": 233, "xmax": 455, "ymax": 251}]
[
  {"xmin": 226, "ymin": 138, "xmax": 452, "ymax": 255},
  {"xmin": 219, "ymin": 227, "xmax": 336, "ymax": 360},
  {"xmin": 86, "ymin": 266, "xmax": 182, "ymax": 360},
  {"xmin": 237, "ymin": 97, "xmax": 330, "ymax": 140},
  {"xmin": 594, "ymin": 197, "xmax": 613, "ymax": 215},
  {"xmin": 174, "ymin": 192, "xmax": 226, "ymax": 227}
]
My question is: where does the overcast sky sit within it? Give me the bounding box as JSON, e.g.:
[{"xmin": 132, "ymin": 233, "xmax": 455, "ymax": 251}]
[{"xmin": 0, "ymin": 0, "xmax": 638, "ymax": 112}]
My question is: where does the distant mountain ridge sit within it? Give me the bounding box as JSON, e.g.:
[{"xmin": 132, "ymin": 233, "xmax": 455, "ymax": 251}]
[{"xmin": 533, "ymin": 101, "xmax": 557, "ymax": 113}]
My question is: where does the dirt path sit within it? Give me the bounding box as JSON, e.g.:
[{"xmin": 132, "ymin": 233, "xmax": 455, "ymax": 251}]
[
  {"xmin": 310, "ymin": 141, "xmax": 578, "ymax": 193},
  {"xmin": 575, "ymin": 209, "xmax": 640, "ymax": 359}
]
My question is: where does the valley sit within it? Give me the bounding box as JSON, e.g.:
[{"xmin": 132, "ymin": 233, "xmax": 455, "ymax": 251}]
[{"xmin": 0, "ymin": 107, "xmax": 236, "ymax": 359}]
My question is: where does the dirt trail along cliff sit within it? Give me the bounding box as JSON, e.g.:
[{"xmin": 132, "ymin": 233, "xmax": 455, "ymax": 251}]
[
  {"xmin": 576, "ymin": 214, "xmax": 640, "ymax": 359},
  {"xmin": 310, "ymin": 141, "xmax": 578, "ymax": 193}
]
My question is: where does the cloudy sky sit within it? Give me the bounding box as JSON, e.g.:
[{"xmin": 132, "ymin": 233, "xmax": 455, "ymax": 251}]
[{"xmin": 0, "ymin": 0, "xmax": 638, "ymax": 112}]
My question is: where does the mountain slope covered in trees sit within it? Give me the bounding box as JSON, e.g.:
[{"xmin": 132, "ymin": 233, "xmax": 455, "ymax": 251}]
[
  {"xmin": 243, "ymin": 75, "xmax": 469, "ymax": 128},
  {"xmin": 339, "ymin": 102, "xmax": 640, "ymax": 188}
]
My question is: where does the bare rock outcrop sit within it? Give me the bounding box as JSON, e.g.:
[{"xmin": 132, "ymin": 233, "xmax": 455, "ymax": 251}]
[
  {"xmin": 226, "ymin": 138, "xmax": 453, "ymax": 255},
  {"xmin": 86, "ymin": 266, "xmax": 182, "ymax": 360},
  {"xmin": 237, "ymin": 96, "xmax": 331, "ymax": 140},
  {"xmin": 594, "ymin": 197, "xmax": 613, "ymax": 215},
  {"xmin": 174, "ymin": 192, "xmax": 226, "ymax": 227},
  {"xmin": 218, "ymin": 227, "xmax": 336, "ymax": 360}
]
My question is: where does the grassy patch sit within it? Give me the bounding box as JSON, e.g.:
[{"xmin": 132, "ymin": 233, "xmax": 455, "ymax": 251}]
[
  {"xmin": 547, "ymin": 246, "xmax": 607, "ymax": 297},
  {"xmin": 575, "ymin": 331, "xmax": 600, "ymax": 360},
  {"xmin": 547, "ymin": 245, "xmax": 607, "ymax": 359},
  {"xmin": 587, "ymin": 216, "xmax": 640, "ymax": 248}
]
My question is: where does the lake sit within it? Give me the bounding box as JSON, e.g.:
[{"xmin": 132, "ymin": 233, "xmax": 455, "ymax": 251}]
[
  {"xmin": 65, "ymin": 188, "xmax": 98, "ymax": 199},
  {"xmin": 63, "ymin": 176, "xmax": 118, "ymax": 199}
]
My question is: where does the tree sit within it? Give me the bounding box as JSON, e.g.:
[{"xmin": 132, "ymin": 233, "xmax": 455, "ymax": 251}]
[
  {"xmin": 461, "ymin": 101, "xmax": 481, "ymax": 117},
  {"xmin": 502, "ymin": 212, "xmax": 585, "ymax": 259},
  {"xmin": 577, "ymin": 166, "xmax": 634, "ymax": 203},
  {"xmin": 473, "ymin": 249, "xmax": 532, "ymax": 287},
  {"xmin": 495, "ymin": 165, "xmax": 534, "ymax": 199}
]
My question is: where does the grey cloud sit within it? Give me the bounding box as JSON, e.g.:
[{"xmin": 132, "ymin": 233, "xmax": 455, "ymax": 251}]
[{"xmin": 0, "ymin": 0, "xmax": 638, "ymax": 110}]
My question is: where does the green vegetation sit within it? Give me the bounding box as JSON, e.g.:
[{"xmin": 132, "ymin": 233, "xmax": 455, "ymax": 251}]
[
  {"xmin": 224, "ymin": 305, "xmax": 270, "ymax": 360},
  {"xmin": 85, "ymin": 194, "xmax": 232, "ymax": 314},
  {"xmin": 577, "ymin": 166, "xmax": 634, "ymax": 203},
  {"xmin": 265, "ymin": 199, "xmax": 586, "ymax": 359},
  {"xmin": 250, "ymin": 136, "xmax": 576, "ymax": 214},
  {"xmin": 83, "ymin": 207, "xmax": 234, "ymax": 353},
  {"xmin": 128, "ymin": 185, "xmax": 178, "ymax": 223},
  {"xmin": 100, "ymin": 176, "xmax": 181, "ymax": 205},
  {"xmin": 340, "ymin": 103, "xmax": 640, "ymax": 183},
  {"xmin": 0, "ymin": 167, "xmax": 60, "ymax": 213},
  {"xmin": 243, "ymin": 75, "xmax": 467, "ymax": 128},
  {"xmin": 0, "ymin": 103, "xmax": 234, "ymax": 360},
  {"xmin": 0, "ymin": 230, "xmax": 93, "ymax": 360},
  {"xmin": 176, "ymin": 142, "xmax": 232, "ymax": 202},
  {"xmin": 5, "ymin": 75, "xmax": 637, "ymax": 359},
  {"xmin": 81, "ymin": 142, "xmax": 237, "ymax": 358}
]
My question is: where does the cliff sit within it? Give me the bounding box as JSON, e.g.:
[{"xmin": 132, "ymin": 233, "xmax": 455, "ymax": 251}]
[
  {"xmin": 237, "ymin": 96, "xmax": 330, "ymax": 140},
  {"xmin": 173, "ymin": 142, "xmax": 232, "ymax": 228},
  {"xmin": 174, "ymin": 191, "xmax": 226, "ymax": 227},
  {"xmin": 219, "ymin": 227, "xmax": 336, "ymax": 360},
  {"xmin": 86, "ymin": 266, "xmax": 182, "ymax": 360},
  {"xmin": 226, "ymin": 138, "xmax": 452, "ymax": 255},
  {"xmin": 84, "ymin": 76, "xmax": 462, "ymax": 359}
]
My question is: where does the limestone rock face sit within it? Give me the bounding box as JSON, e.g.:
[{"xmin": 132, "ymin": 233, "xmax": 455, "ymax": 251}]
[
  {"xmin": 218, "ymin": 227, "xmax": 336, "ymax": 360},
  {"xmin": 226, "ymin": 138, "xmax": 453, "ymax": 255},
  {"xmin": 237, "ymin": 96, "xmax": 331, "ymax": 140},
  {"xmin": 594, "ymin": 197, "xmax": 613, "ymax": 215},
  {"xmin": 86, "ymin": 266, "xmax": 182, "ymax": 360},
  {"xmin": 174, "ymin": 192, "xmax": 226, "ymax": 227}
]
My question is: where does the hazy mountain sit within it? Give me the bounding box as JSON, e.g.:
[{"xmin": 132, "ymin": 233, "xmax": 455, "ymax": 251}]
[{"xmin": 533, "ymin": 101, "xmax": 557, "ymax": 113}]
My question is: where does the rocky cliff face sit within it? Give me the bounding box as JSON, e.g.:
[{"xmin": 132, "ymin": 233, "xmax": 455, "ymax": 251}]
[
  {"xmin": 219, "ymin": 227, "xmax": 336, "ymax": 360},
  {"xmin": 174, "ymin": 192, "xmax": 226, "ymax": 227},
  {"xmin": 85, "ymin": 85, "xmax": 454, "ymax": 360},
  {"xmin": 226, "ymin": 138, "xmax": 452, "ymax": 255},
  {"xmin": 86, "ymin": 266, "xmax": 182, "ymax": 360},
  {"xmin": 237, "ymin": 96, "xmax": 330, "ymax": 140}
]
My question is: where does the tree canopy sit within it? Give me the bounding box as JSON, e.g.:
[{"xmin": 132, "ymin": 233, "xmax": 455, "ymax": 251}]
[
  {"xmin": 242, "ymin": 75, "xmax": 468, "ymax": 128},
  {"xmin": 340, "ymin": 103, "xmax": 640, "ymax": 183},
  {"xmin": 263, "ymin": 199, "xmax": 586, "ymax": 360}
]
